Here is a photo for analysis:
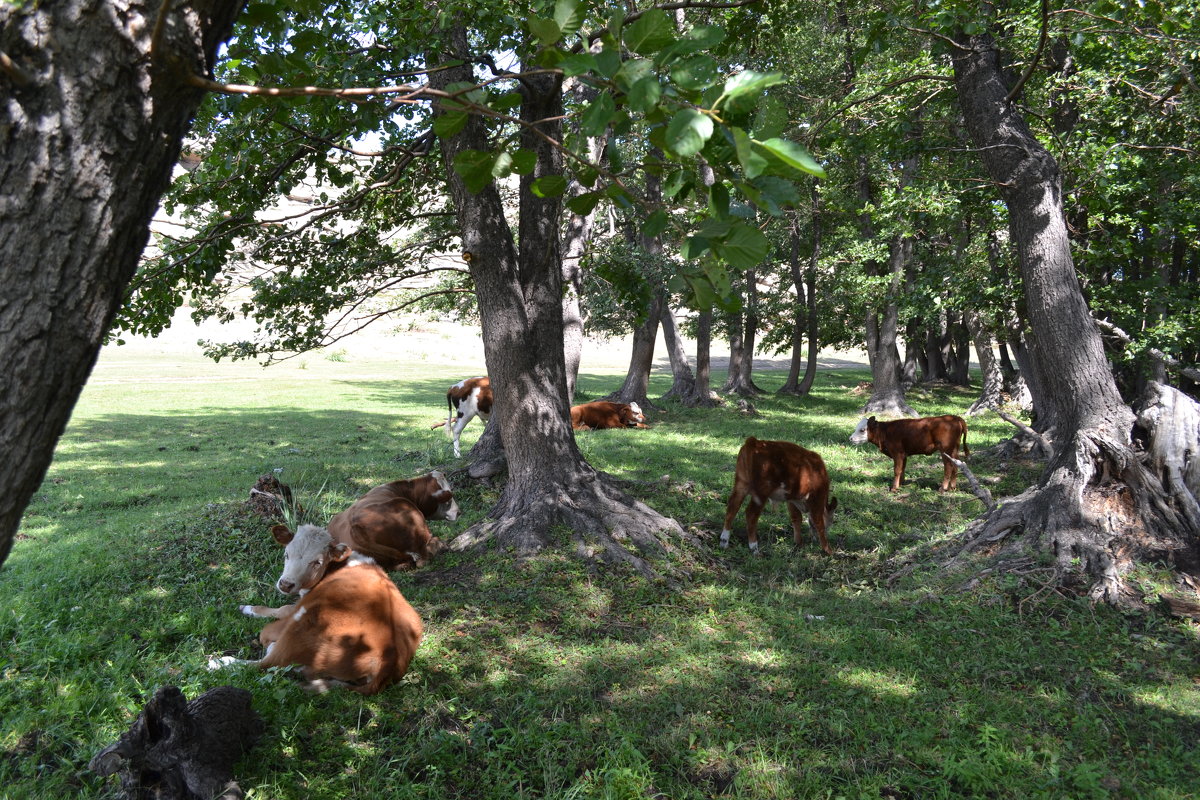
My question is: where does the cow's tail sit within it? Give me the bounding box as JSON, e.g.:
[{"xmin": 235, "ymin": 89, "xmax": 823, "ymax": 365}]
[
  {"xmin": 960, "ymin": 420, "xmax": 970, "ymax": 459},
  {"xmin": 445, "ymin": 393, "xmax": 455, "ymax": 438}
]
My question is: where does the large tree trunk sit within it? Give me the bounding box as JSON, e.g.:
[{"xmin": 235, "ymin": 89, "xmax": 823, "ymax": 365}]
[
  {"xmin": 722, "ymin": 269, "xmax": 766, "ymax": 396},
  {"xmin": 612, "ymin": 291, "xmax": 664, "ymax": 409},
  {"xmin": 0, "ymin": 0, "xmax": 244, "ymax": 570},
  {"xmin": 695, "ymin": 308, "xmax": 715, "ymax": 403},
  {"xmin": 947, "ymin": 28, "xmax": 1197, "ymax": 604},
  {"xmin": 428, "ymin": 34, "xmax": 682, "ymax": 576}
]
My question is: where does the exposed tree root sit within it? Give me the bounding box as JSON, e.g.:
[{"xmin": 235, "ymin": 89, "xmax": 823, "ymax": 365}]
[{"xmin": 449, "ymin": 469, "xmax": 689, "ymax": 584}]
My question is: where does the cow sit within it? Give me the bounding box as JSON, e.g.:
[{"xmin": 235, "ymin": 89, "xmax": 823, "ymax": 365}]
[
  {"xmin": 849, "ymin": 414, "xmax": 969, "ymax": 492},
  {"xmin": 440, "ymin": 376, "xmax": 492, "ymax": 457},
  {"xmin": 271, "ymin": 473, "xmax": 454, "ymax": 576},
  {"xmin": 213, "ymin": 533, "xmax": 423, "ymax": 695},
  {"xmin": 570, "ymin": 400, "xmax": 649, "ymax": 431},
  {"xmin": 720, "ymin": 437, "xmax": 838, "ymax": 555}
]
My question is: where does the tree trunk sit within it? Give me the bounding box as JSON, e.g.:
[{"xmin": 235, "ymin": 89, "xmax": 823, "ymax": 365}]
[
  {"xmin": 948, "ymin": 28, "xmax": 1197, "ymax": 605},
  {"xmin": 796, "ymin": 228, "xmax": 821, "ymax": 396},
  {"xmin": 721, "ymin": 269, "xmax": 765, "ymax": 396},
  {"xmin": 778, "ymin": 215, "xmax": 808, "ymax": 395},
  {"xmin": 659, "ymin": 302, "xmax": 709, "ymax": 406},
  {"xmin": 924, "ymin": 321, "xmax": 949, "ymax": 382},
  {"xmin": 695, "ymin": 308, "xmax": 715, "ymax": 403},
  {"xmin": 429, "ymin": 34, "xmax": 682, "ymax": 576},
  {"xmin": 612, "ymin": 292, "xmax": 664, "ymax": 409},
  {"xmin": 965, "ymin": 310, "xmax": 1003, "ymax": 415},
  {"xmin": 0, "ymin": 0, "xmax": 244, "ymax": 570},
  {"xmin": 862, "ymin": 236, "xmax": 917, "ymax": 416},
  {"xmin": 948, "ymin": 313, "xmax": 972, "ymax": 386}
]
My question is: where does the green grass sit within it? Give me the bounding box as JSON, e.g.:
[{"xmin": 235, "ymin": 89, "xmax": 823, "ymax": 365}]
[{"xmin": 1, "ymin": 345, "xmax": 1198, "ymax": 799}]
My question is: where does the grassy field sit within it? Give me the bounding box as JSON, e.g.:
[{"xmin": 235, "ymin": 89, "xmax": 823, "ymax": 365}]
[{"xmin": 1, "ymin": 337, "xmax": 1198, "ymax": 799}]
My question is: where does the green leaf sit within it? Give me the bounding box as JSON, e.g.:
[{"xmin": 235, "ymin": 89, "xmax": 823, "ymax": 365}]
[
  {"xmin": 666, "ymin": 109, "xmax": 713, "ymax": 157},
  {"xmin": 657, "ymin": 25, "xmax": 726, "ymax": 65},
  {"xmin": 554, "ymin": 0, "xmax": 585, "ymax": 37},
  {"xmin": 559, "ymin": 52, "xmax": 598, "ymax": 77},
  {"xmin": 491, "ymin": 152, "xmax": 514, "ymax": 179},
  {"xmin": 433, "ymin": 110, "xmax": 468, "ymax": 138},
  {"xmin": 594, "ymin": 48, "xmax": 622, "ymax": 78},
  {"xmin": 732, "ymin": 127, "xmax": 768, "ymax": 179},
  {"xmin": 566, "ymin": 191, "xmax": 603, "ymax": 215},
  {"xmin": 751, "ymin": 176, "xmax": 800, "ymax": 215},
  {"xmin": 624, "ymin": 9, "xmax": 676, "ymax": 55},
  {"xmin": 581, "ymin": 93, "xmax": 616, "ymax": 137},
  {"xmin": 627, "ymin": 76, "xmax": 662, "ymax": 114},
  {"xmin": 642, "ymin": 209, "xmax": 670, "ymax": 239},
  {"xmin": 711, "ymin": 221, "xmax": 769, "ymax": 268},
  {"xmin": 530, "ymin": 175, "xmax": 569, "ymax": 197},
  {"xmin": 670, "ymin": 55, "xmax": 720, "ymax": 92},
  {"xmin": 489, "ymin": 91, "xmax": 523, "ymax": 111},
  {"xmin": 452, "ymin": 150, "xmax": 497, "ymax": 194},
  {"xmin": 720, "ymin": 70, "xmax": 785, "ymax": 106},
  {"xmin": 754, "ymin": 137, "xmax": 826, "ymax": 178},
  {"xmin": 529, "ymin": 17, "xmax": 561, "ymax": 45},
  {"xmin": 708, "ymin": 181, "xmax": 730, "ymax": 218},
  {"xmin": 681, "ymin": 236, "xmax": 711, "ymax": 261},
  {"xmin": 510, "ymin": 150, "xmax": 537, "ymax": 175},
  {"xmin": 685, "ymin": 275, "xmax": 718, "ymax": 309},
  {"xmin": 575, "ymin": 163, "xmax": 600, "ymax": 188},
  {"xmin": 615, "ymin": 58, "xmax": 655, "ymax": 92}
]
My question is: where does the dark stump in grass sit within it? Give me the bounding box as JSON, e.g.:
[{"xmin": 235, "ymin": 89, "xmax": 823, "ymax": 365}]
[{"xmin": 90, "ymin": 685, "xmax": 263, "ymax": 800}]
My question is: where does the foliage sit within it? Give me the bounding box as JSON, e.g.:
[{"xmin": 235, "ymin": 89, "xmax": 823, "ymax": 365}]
[{"xmin": 3, "ymin": 341, "xmax": 1199, "ymax": 798}]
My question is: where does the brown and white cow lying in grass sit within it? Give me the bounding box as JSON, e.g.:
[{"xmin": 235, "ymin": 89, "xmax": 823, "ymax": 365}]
[
  {"xmin": 211, "ymin": 528, "xmax": 423, "ymax": 695},
  {"xmin": 273, "ymin": 472, "xmax": 455, "ymax": 574},
  {"xmin": 570, "ymin": 400, "xmax": 648, "ymax": 431},
  {"xmin": 849, "ymin": 414, "xmax": 969, "ymax": 492},
  {"xmin": 440, "ymin": 376, "xmax": 492, "ymax": 457},
  {"xmin": 720, "ymin": 437, "xmax": 838, "ymax": 555}
]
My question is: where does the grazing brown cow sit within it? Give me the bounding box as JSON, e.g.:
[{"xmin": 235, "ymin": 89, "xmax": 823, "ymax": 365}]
[
  {"xmin": 849, "ymin": 414, "xmax": 969, "ymax": 492},
  {"xmin": 720, "ymin": 437, "xmax": 838, "ymax": 555},
  {"xmin": 441, "ymin": 376, "xmax": 492, "ymax": 457},
  {"xmin": 570, "ymin": 400, "xmax": 648, "ymax": 430},
  {"xmin": 214, "ymin": 542, "xmax": 423, "ymax": 696}
]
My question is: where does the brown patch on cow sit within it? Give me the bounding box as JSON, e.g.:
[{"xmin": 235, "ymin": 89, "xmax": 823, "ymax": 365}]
[
  {"xmin": 850, "ymin": 381, "xmax": 874, "ymax": 395},
  {"xmin": 245, "ymin": 474, "xmax": 298, "ymax": 520}
]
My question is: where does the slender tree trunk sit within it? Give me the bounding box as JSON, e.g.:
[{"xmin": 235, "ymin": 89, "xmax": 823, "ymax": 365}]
[
  {"xmin": 863, "ymin": 236, "xmax": 917, "ymax": 416},
  {"xmin": 612, "ymin": 292, "xmax": 664, "ymax": 409},
  {"xmin": 949, "ymin": 314, "xmax": 972, "ymax": 386},
  {"xmin": 722, "ymin": 269, "xmax": 765, "ymax": 396},
  {"xmin": 902, "ymin": 319, "xmax": 924, "ymax": 387},
  {"xmin": 948, "ymin": 27, "xmax": 1196, "ymax": 604},
  {"xmin": 659, "ymin": 302, "xmax": 708, "ymax": 406},
  {"xmin": 779, "ymin": 215, "xmax": 808, "ymax": 394},
  {"xmin": 695, "ymin": 308, "xmax": 714, "ymax": 403},
  {"xmin": 796, "ymin": 225, "xmax": 821, "ymax": 396},
  {"xmin": 429, "ymin": 34, "xmax": 681, "ymax": 575},
  {"xmin": 924, "ymin": 321, "xmax": 948, "ymax": 382},
  {"xmin": 0, "ymin": 0, "xmax": 245, "ymax": 570}
]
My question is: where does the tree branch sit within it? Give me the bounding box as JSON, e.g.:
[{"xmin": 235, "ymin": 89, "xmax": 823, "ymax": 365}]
[
  {"xmin": 0, "ymin": 50, "xmax": 32, "ymax": 87},
  {"xmin": 942, "ymin": 454, "xmax": 996, "ymax": 510},
  {"xmin": 1094, "ymin": 317, "xmax": 1200, "ymax": 382},
  {"xmin": 996, "ymin": 409, "xmax": 1054, "ymax": 460},
  {"xmin": 1005, "ymin": 0, "xmax": 1051, "ymax": 103}
]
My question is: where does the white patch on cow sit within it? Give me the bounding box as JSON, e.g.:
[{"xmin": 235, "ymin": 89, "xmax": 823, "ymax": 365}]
[
  {"xmin": 277, "ymin": 524, "xmax": 333, "ymax": 594},
  {"xmin": 719, "ymin": 529, "xmax": 731, "ymax": 548},
  {"xmin": 292, "ymin": 606, "xmax": 308, "ymax": 622},
  {"xmin": 239, "ymin": 605, "xmax": 256, "ymax": 617},
  {"xmin": 431, "ymin": 470, "xmax": 460, "ymax": 520},
  {"xmin": 207, "ymin": 655, "xmax": 245, "ymax": 670},
  {"xmin": 449, "ymin": 383, "xmax": 489, "ymax": 457},
  {"xmin": 348, "ymin": 553, "xmax": 376, "ymax": 567},
  {"xmin": 849, "ymin": 417, "xmax": 869, "ymax": 444},
  {"xmin": 629, "ymin": 402, "xmax": 642, "ymax": 415},
  {"xmin": 749, "ymin": 541, "xmax": 760, "ymax": 554}
]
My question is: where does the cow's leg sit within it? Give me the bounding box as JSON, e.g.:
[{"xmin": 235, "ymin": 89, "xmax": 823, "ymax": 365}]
[
  {"xmin": 798, "ymin": 495, "xmax": 833, "ymax": 555},
  {"xmin": 890, "ymin": 454, "xmax": 906, "ymax": 492},
  {"xmin": 720, "ymin": 485, "xmax": 749, "ymax": 548},
  {"xmin": 786, "ymin": 499, "xmax": 808, "ymax": 548},
  {"xmin": 744, "ymin": 498, "xmax": 766, "ymax": 554},
  {"xmin": 941, "ymin": 448, "xmax": 959, "ymax": 491},
  {"xmin": 449, "ymin": 412, "xmax": 473, "ymax": 457},
  {"xmin": 239, "ymin": 603, "xmax": 296, "ymax": 619}
]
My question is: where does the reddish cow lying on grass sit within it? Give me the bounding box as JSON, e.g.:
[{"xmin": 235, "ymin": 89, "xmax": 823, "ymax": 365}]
[
  {"xmin": 433, "ymin": 376, "xmax": 492, "ymax": 457},
  {"xmin": 720, "ymin": 437, "xmax": 838, "ymax": 555},
  {"xmin": 211, "ymin": 531, "xmax": 423, "ymax": 695},
  {"xmin": 570, "ymin": 400, "xmax": 648, "ymax": 431},
  {"xmin": 849, "ymin": 414, "xmax": 969, "ymax": 492},
  {"xmin": 274, "ymin": 471, "xmax": 455, "ymax": 573}
]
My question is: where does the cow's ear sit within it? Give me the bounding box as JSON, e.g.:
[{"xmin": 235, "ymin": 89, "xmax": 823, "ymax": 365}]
[
  {"xmin": 271, "ymin": 524, "xmax": 294, "ymax": 546},
  {"xmin": 868, "ymin": 416, "xmax": 877, "ymax": 423},
  {"xmin": 329, "ymin": 543, "xmax": 351, "ymax": 562}
]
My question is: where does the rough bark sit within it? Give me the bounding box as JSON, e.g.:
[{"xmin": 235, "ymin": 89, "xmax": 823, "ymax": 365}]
[
  {"xmin": 862, "ymin": 237, "xmax": 917, "ymax": 416},
  {"xmin": 428, "ymin": 34, "xmax": 682, "ymax": 575},
  {"xmin": 948, "ymin": 314, "xmax": 972, "ymax": 387},
  {"xmin": 778, "ymin": 216, "xmax": 808, "ymax": 395},
  {"xmin": 0, "ymin": 0, "xmax": 244, "ymax": 570},
  {"xmin": 722, "ymin": 269, "xmax": 767, "ymax": 396},
  {"xmin": 659, "ymin": 303, "xmax": 709, "ymax": 406},
  {"xmin": 611, "ymin": 291, "xmax": 664, "ymax": 409},
  {"xmin": 695, "ymin": 308, "xmax": 715, "ymax": 403},
  {"xmin": 945, "ymin": 28, "xmax": 1197, "ymax": 605}
]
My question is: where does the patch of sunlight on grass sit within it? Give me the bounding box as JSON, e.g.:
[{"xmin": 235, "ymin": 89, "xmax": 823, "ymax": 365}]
[
  {"xmin": 737, "ymin": 648, "xmax": 782, "ymax": 668},
  {"xmin": 837, "ymin": 666, "xmax": 918, "ymax": 698}
]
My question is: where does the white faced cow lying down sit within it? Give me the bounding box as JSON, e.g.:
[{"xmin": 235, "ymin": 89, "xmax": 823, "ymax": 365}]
[
  {"xmin": 276, "ymin": 472, "xmax": 455, "ymax": 574},
  {"xmin": 444, "ymin": 376, "xmax": 492, "ymax": 457},
  {"xmin": 213, "ymin": 526, "xmax": 423, "ymax": 695},
  {"xmin": 720, "ymin": 437, "xmax": 838, "ymax": 555}
]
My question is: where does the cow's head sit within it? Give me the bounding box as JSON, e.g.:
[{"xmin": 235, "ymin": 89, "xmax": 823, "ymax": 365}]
[
  {"xmin": 427, "ymin": 470, "xmax": 460, "ymax": 521},
  {"xmin": 848, "ymin": 417, "xmax": 875, "ymax": 444},
  {"xmin": 270, "ymin": 523, "xmax": 350, "ymax": 595},
  {"xmin": 623, "ymin": 402, "xmax": 647, "ymax": 427}
]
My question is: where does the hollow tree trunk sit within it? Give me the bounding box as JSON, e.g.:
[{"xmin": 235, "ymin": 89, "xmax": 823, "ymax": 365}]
[
  {"xmin": 949, "ymin": 27, "xmax": 1197, "ymax": 604},
  {"xmin": 0, "ymin": 0, "xmax": 244, "ymax": 570},
  {"xmin": 429, "ymin": 34, "xmax": 682, "ymax": 576}
]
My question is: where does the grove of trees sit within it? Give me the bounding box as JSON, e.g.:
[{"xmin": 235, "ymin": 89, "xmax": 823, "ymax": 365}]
[{"xmin": 2, "ymin": 0, "xmax": 1197, "ymax": 604}]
